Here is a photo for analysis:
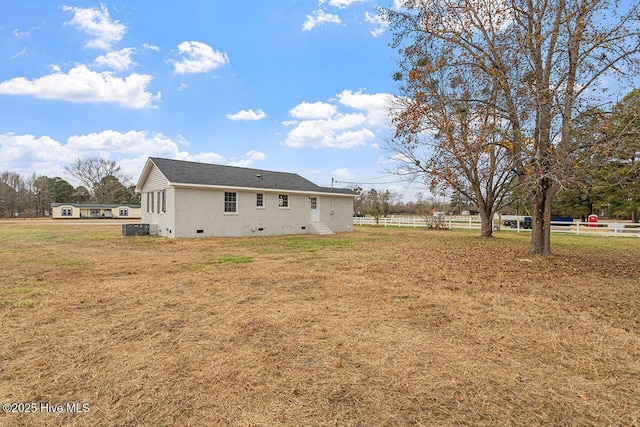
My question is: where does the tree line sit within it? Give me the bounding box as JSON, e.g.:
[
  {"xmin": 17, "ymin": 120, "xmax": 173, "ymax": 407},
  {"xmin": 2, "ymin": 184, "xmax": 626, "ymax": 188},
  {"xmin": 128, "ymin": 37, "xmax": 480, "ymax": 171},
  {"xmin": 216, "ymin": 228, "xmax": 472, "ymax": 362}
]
[
  {"xmin": 353, "ymin": 188, "xmax": 484, "ymax": 219},
  {"xmin": 0, "ymin": 157, "xmax": 140, "ymax": 218}
]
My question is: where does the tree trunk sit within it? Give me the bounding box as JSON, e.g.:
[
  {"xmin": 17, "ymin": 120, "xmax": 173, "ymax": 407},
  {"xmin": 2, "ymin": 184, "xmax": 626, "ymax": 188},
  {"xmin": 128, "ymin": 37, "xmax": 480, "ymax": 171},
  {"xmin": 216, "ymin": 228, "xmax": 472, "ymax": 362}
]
[
  {"xmin": 529, "ymin": 180, "xmax": 554, "ymax": 255},
  {"xmin": 478, "ymin": 208, "xmax": 494, "ymax": 237}
]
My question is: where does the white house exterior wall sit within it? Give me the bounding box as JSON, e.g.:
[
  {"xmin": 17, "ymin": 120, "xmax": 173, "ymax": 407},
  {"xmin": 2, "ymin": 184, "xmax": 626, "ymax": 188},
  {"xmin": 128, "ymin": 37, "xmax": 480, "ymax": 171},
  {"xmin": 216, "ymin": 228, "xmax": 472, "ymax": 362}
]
[
  {"xmin": 168, "ymin": 187, "xmax": 353, "ymax": 238},
  {"xmin": 51, "ymin": 204, "xmax": 141, "ymax": 219},
  {"xmin": 141, "ymin": 187, "xmax": 175, "ymax": 237},
  {"xmin": 140, "ymin": 164, "xmax": 174, "ymax": 236},
  {"xmin": 318, "ymin": 195, "xmax": 354, "ymax": 232},
  {"xmin": 51, "ymin": 204, "xmax": 81, "ymax": 219}
]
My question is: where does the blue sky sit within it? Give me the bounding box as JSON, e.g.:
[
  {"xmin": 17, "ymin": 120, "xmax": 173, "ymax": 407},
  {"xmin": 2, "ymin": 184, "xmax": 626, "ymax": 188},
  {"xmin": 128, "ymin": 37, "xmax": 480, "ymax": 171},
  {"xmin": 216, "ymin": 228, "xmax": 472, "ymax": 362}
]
[
  {"xmin": 0, "ymin": 0, "xmax": 410, "ymax": 196},
  {"xmin": 2, "ymin": 1, "xmax": 638, "ymax": 202}
]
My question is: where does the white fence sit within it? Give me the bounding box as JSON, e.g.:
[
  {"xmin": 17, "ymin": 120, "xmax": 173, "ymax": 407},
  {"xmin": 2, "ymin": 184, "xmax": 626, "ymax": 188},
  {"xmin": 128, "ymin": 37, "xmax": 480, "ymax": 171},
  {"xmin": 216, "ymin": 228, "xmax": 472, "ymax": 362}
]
[{"xmin": 352, "ymin": 215, "xmax": 640, "ymax": 238}]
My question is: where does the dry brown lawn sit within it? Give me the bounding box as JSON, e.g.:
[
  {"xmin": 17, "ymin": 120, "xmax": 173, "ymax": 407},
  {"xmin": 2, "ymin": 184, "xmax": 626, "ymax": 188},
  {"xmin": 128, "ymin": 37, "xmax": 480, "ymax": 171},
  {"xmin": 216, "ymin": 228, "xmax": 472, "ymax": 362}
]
[{"xmin": 0, "ymin": 220, "xmax": 638, "ymax": 426}]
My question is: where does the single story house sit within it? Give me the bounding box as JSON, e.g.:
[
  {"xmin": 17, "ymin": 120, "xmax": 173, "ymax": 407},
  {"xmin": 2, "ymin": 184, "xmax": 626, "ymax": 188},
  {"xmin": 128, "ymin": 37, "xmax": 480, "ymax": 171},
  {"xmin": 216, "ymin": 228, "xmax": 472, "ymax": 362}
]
[
  {"xmin": 135, "ymin": 157, "xmax": 356, "ymax": 238},
  {"xmin": 51, "ymin": 203, "xmax": 141, "ymax": 219}
]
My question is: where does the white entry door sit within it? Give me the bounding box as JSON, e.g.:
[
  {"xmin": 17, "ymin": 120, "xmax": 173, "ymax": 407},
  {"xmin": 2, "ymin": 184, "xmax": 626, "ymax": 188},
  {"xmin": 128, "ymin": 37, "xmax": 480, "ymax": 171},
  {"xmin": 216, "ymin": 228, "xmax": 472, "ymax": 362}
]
[{"xmin": 310, "ymin": 197, "xmax": 319, "ymax": 222}]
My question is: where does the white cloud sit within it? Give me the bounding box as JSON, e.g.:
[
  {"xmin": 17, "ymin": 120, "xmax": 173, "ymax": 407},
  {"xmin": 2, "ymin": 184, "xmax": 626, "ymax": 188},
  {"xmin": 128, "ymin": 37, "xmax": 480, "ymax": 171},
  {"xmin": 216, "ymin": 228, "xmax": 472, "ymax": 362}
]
[
  {"xmin": 303, "ymin": 9, "xmax": 342, "ymax": 31},
  {"xmin": 335, "ymin": 128, "xmax": 375, "ymax": 147},
  {"xmin": 228, "ymin": 149, "xmax": 267, "ymax": 167},
  {"xmin": 0, "ymin": 65, "xmax": 159, "ymax": 109},
  {"xmin": 226, "ymin": 108, "xmax": 266, "ymax": 121},
  {"xmin": 11, "ymin": 47, "xmax": 27, "ymax": 59},
  {"xmin": 336, "ymin": 90, "xmax": 394, "ymax": 127},
  {"xmin": 381, "ymin": 153, "xmax": 413, "ymax": 165},
  {"xmin": 0, "ymin": 131, "xmax": 265, "ymax": 183},
  {"xmin": 246, "ymin": 149, "xmax": 266, "ymax": 160},
  {"xmin": 290, "ymin": 101, "xmax": 337, "ymax": 119},
  {"xmin": 94, "ymin": 48, "xmax": 136, "ymax": 71},
  {"xmin": 0, "ymin": 133, "xmax": 75, "ymax": 178},
  {"xmin": 13, "ymin": 29, "xmax": 30, "ymax": 38},
  {"xmin": 0, "ymin": 130, "xmax": 220, "ymax": 183},
  {"xmin": 181, "ymin": 152, "xmax": 227, "ymax": 164},
  {"xmin": 364, "ymin": 10, "xmax": 389, "ymax": 37},
  {"xmin": 319, "ymin": 0, "xmax": 366, "ymax": 8},
  {"xmin": 172, "ymin": 41, "xmax": 229, "ymax": 74},
  {"xmin": 284, "ymin": 113, "xmax": 367, "ymax": 148},
  {"xmin": 66, "ymin": 130, "xmax": 180, "ymax": 155},
  {"xmin": 143, "ymin": 43, "xmax": 160, "ymax": 52},
  {"xmin": 332, "ymin": 167, "xmax": 354, "ymax": 179},
  {"xmin": 284, "ymin": 90, "xmax": 394, "ymax": 149},
  {"xmin": 62, "ymin": 4, "xmax": 126, "ymax": 50}
]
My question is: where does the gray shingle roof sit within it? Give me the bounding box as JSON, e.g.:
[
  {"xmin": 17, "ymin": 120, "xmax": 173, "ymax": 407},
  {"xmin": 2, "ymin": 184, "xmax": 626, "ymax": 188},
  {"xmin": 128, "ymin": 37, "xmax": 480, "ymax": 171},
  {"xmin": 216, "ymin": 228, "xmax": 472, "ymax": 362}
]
[
  {"xmin": 51, "ymin": 203, "xmax": 140, "ymax": 208},
  {"xmin": 149, "ymin": 158, "xmax": 356, "ymax": 195}
]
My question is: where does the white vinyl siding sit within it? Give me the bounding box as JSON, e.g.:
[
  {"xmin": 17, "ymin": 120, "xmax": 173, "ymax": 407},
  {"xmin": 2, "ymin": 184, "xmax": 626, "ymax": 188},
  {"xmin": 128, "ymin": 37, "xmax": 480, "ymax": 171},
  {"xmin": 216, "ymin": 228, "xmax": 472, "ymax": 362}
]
[{"xmin": 141, "ymin": 165, "xmax": 169, "ymax": 192}]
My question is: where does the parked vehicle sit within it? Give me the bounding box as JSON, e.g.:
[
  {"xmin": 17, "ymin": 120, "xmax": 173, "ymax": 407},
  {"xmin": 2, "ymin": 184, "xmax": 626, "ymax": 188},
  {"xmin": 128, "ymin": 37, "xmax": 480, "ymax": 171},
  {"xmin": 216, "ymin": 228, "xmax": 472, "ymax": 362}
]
[{"xmin": 504, "ymin": 216, "xmax": 573, "ymax": 229}]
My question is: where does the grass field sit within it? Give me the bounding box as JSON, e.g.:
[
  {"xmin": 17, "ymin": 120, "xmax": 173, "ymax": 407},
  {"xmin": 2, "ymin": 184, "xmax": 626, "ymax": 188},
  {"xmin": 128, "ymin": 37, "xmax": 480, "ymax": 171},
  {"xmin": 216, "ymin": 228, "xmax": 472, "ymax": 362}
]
[{"xmin": 0, "ymin": 220, "xmax": 638, "ymax": 426}]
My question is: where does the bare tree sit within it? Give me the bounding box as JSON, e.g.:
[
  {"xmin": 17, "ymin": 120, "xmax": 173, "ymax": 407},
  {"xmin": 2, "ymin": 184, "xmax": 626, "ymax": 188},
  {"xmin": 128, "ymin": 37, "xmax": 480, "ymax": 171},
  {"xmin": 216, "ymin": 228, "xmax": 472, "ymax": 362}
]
[
  {"xmin": 65, "ymin": 157, "xmax": 130, "ymax": 201},
  {"xmin": 389, "ymin": 67, "xmax": 515, "ymax": 237},
  {"xmin": 32, "ymin": 174, "xmax": 51, "ymax": 217},
  {"xmin": 387, "ymin": 0, "xmax": 640, "ymax": 254},
  {"xmin": 93, "ymin": 175, "xmax": 129, "ymax": 204}
]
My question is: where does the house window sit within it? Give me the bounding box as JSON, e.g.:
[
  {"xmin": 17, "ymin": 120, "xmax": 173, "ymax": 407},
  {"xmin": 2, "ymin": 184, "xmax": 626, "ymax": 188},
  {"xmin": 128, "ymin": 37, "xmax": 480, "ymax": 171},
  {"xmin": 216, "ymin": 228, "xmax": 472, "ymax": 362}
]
[
  {"xmin": 256, "ymin": 193, "xmax": 264, "ymax": 208},
  {"xmin": 224, "ymin": 192, "xmax": 237, "ymax": 213},
  {"xmin": 119, "ymin": 208, "xmax": 128, "ymax": 217},
  {"xmin": 157, "ymin": 191, "xmax": 161, "ymax": 213},
  {"xmin": 278, "ymin": 194, "xmax": 289, "ymax": 208},
  {"xmin": 161, "ymin": 190, "xmax": 166, "ymax": 213},
  {"xmin": 148, "ymin": 192, "xmax": 154, "ymax": 213},
  {"xmin": 62, "ymin": 207, "xmax": 72, "ymax": 217}
]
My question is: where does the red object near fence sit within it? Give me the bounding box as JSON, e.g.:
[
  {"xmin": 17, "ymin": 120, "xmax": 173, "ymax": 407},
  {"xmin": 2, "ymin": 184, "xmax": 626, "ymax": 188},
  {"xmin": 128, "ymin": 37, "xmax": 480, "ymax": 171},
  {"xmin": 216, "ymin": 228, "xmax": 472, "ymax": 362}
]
[{"xmin": 588, "ymin": 214, "xmax": 598, "ymax": 228}]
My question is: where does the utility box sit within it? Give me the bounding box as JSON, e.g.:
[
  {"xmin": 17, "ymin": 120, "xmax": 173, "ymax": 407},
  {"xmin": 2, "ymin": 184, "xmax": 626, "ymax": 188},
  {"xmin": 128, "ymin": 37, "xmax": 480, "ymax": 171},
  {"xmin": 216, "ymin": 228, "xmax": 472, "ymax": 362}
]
[{"xmin": 122, "ymin": 223, "xmax": 150, "ymax": 236}]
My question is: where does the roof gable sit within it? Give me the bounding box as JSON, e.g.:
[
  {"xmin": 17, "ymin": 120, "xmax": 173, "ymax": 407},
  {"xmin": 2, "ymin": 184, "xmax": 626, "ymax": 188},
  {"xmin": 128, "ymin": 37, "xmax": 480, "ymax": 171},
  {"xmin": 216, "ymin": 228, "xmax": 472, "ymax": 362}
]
[{"xmin": 138, "ymin": 157, "xmax": 355, "ymax": 195}]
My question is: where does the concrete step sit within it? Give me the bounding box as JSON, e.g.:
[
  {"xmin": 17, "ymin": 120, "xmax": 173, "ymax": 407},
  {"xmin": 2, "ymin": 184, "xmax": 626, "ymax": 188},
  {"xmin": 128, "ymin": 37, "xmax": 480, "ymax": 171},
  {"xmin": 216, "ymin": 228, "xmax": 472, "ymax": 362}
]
[{"xmin": 309, "ymin": 221, "xmax": 334, "ymax": 235}]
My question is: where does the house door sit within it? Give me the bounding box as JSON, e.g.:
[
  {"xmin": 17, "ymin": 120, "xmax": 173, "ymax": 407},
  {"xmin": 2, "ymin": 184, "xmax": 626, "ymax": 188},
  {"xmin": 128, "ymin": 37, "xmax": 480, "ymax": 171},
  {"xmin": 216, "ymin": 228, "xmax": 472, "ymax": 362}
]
[{"xmin": 310, "ymin": 197, "xmax": 319, "ymax": 222}]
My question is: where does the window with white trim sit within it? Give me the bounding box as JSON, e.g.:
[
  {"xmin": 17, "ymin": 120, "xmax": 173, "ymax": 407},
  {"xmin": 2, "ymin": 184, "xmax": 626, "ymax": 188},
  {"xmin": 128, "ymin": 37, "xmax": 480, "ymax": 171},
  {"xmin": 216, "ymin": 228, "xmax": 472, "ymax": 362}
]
[
  {"xmin": 278, "ymin": 194, "xmax": 289, "ymax": 208},
  {"xmin": 224, "ymin": 192, "xmax": 237, "ymax": 213},
  {"xmin": 256, "ymin": 193, "xmax": 264, "ymax": 208},
  {"xmin": 62, "ymin": 207, "xmax": 72, "ymax": 217},
  {"xmin": 119, "ymin": 208, "xmax": 128, "ymax": 217}
]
